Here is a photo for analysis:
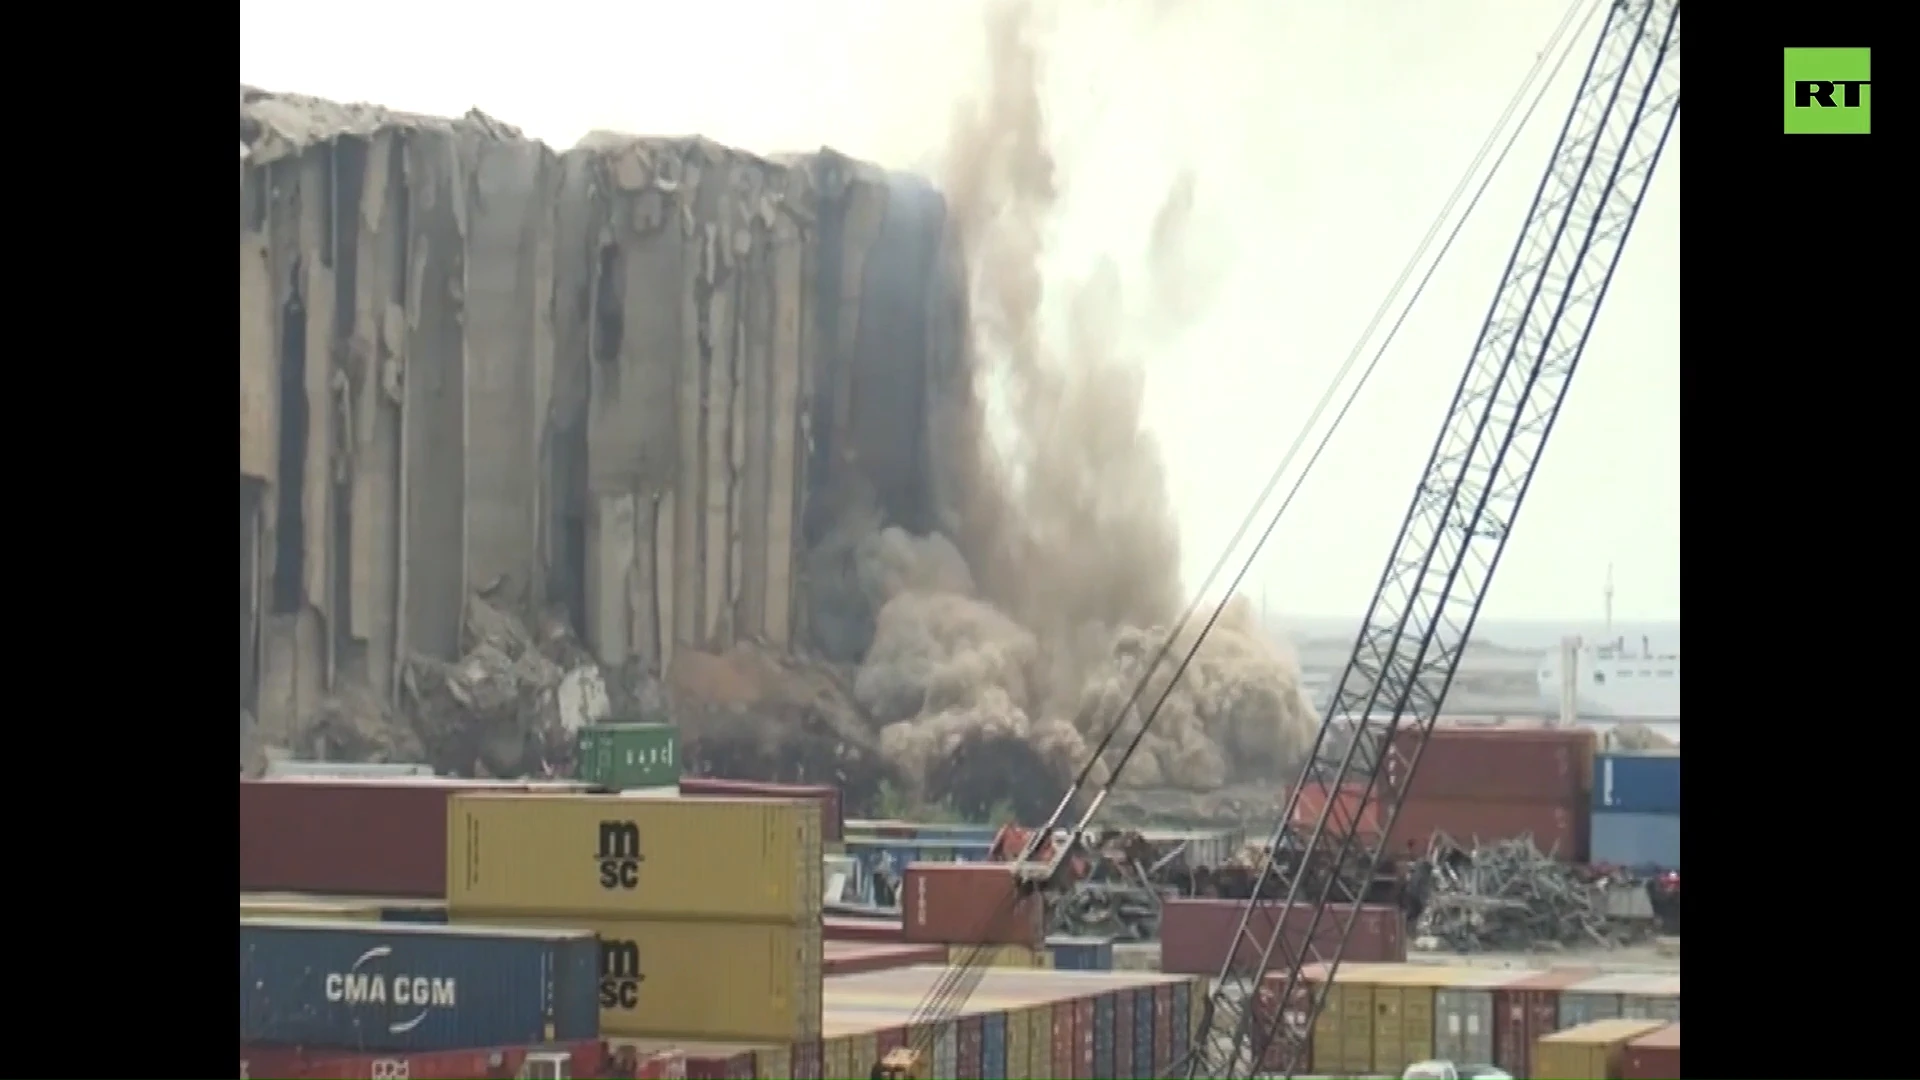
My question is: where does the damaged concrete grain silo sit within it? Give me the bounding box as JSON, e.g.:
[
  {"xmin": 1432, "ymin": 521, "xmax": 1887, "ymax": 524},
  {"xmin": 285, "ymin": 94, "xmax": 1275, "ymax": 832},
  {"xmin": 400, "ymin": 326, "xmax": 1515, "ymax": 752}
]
[{"xmin": 240, "ymin": 87, "xmax": 574, "ymax": 774}]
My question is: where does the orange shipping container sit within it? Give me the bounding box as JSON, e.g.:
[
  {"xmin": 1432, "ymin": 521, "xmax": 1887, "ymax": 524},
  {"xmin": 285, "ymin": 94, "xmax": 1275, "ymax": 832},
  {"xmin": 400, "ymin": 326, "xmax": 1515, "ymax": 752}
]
[{"xmin": 1620, "ymin": 1022, "xmax": 1680, "ymax": 1080}]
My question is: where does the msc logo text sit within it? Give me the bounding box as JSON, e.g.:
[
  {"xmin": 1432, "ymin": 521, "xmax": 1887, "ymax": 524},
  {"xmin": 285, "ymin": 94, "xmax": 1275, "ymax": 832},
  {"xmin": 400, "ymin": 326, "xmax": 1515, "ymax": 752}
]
[
  {"xmin": 599, "ymin": 940, "xmax": 646, "ymax": 1009},
  {"xmin": 1784, "ymin": 47, "xmax": 1871, "ymax": 135},
  {"xmin": 596, "ymin": 820, "xmax": 645, "ymax": 889}
]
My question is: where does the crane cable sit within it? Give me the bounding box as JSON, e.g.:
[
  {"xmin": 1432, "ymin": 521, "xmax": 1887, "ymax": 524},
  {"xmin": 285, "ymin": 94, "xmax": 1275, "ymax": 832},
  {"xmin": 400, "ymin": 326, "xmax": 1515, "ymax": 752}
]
[{"xmin": 901, "ymin": 0, "xmax": 1592, "ymax": 1052}]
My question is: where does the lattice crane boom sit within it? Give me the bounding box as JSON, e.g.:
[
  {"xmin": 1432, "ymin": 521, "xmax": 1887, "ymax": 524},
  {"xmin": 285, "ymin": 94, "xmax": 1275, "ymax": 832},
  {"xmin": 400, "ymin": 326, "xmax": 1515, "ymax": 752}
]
[{"xmin": 1185, "ymin": 4, "xmax": 1680, "ymax": 1078}]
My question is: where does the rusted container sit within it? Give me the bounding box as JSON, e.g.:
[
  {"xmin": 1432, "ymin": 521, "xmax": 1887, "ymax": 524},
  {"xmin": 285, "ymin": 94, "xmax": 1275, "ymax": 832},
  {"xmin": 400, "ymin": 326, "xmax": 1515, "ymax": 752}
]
[
  {"xmin": 1051, "ymin": 1001, "xmax": 1076, "ymax": 1078},
  {"xmin": 240, "ymin": 778, "xmax": 587, "ymax": 897},
  {"xmin": 1113, "ymin": 990, "xmax": 1136, "ymax": 1078},
  {"xmin": 1389, "ymin": 727, "xmax": 1597, "ymax": 804},
  {"xmin": 790, "ymin": 1039, "xmax": 823, "ymax": 1080},
  {"xmin": 900, "ymin": 863, "xmax": 1045, "ymax": 947},
  {"xmin": 1619, "ymin": 1022, "xmax": 1679, "ymax": 1080},
  {"xmin": 1157, "ymin": 899, "xmax": 1407, "ymax": 974},
  {"xmin": 241, "ymin": 1039, "xmax": 602, "ymax": 1080},
  {"xmin": 679, "ymin": 777, "xmax": 844, "ymax": 843},
  {"xmin": 1493, "ymin": 968, "xmax": 1599, "ymax": 1078},
  {"xmin": 1390, "ymin": 796, "xmax": 1589, "ymax": 862},
  {"xmin": 957, "ymin": 1016, "xmax": 984, "ymax": 1078},
  {"xmin": 1074, "ymin": 996, "xmax": 1096, "ymax": 1078},
  {"xmin": 823, "ymin": 941, "xmax": 948, "ymax": 975},
  {"xmin": 824, "ymin": 917, "xmax": 905, "ymax": 943}
]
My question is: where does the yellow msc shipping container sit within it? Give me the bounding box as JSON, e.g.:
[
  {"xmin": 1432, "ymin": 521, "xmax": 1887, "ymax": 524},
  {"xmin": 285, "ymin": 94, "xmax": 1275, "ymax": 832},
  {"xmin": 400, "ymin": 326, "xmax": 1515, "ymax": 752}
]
[
  {"xmin": 1026, "ymin": 1003, "xmax": 1053, "ymax": 1078},
  {"xmin": 1307, "ymin": 966, "xmax": 1387, "ymax": 1075},
  {"xmin": 1005, "ymin": 1002, "xmax": 1031, "ymax": 1080},
  {"xmin": 1534, "ymin": 1018, "xmax": 1669, "ymax": 1080},
  {"xmin": 447, "ymin": 793, "xmax": 822, "ymax": 922},
  {"xmin": 1362, "ymin": 965, "xmax": 1441, "ymax": 1076},
  {"xmin": 462, "ymin": 915, "xmax": 823, "ymax": 1042}
]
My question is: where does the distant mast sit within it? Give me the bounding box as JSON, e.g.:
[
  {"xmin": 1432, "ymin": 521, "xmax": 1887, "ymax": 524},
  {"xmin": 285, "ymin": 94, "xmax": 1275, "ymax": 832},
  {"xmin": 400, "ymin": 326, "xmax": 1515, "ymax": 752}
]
[{"xmin": 1604, "ymin": 562, "xmax": 1615, "ymax": 641}]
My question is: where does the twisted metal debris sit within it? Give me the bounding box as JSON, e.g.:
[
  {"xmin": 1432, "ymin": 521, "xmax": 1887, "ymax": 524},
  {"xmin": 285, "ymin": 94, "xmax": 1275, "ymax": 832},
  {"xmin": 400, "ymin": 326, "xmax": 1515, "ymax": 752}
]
[{"xmin": 1413, "ymin": 834, "xmax": 1661, "ymax": 952}]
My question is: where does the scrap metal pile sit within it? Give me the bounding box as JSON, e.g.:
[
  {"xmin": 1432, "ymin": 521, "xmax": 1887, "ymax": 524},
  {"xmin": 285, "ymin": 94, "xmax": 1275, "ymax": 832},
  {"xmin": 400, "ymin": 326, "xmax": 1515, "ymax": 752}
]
[{"xmin": 1412, "ymin": 834, "xmax": 1662, "ymax": 952}]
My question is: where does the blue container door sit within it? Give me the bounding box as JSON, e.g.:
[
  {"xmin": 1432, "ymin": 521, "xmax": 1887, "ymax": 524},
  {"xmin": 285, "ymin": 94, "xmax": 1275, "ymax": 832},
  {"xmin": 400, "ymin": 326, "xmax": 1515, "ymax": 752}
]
[
  {"xmin": 1134, "ymin": 991, "xmax": 1155, "ymax": 1078},
  {"xmin": 983, "ymin": 1013, "xmax": 1007, "ymax": 1079},
  {"xmin": 1093, "ymin": 993, "xmax": 1115, "ymax": 1078}
]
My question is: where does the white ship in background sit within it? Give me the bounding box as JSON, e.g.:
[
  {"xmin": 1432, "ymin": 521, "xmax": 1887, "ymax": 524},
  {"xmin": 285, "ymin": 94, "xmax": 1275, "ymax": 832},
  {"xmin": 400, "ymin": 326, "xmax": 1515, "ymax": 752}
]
[{"xmin": 1533, "ymin": 568, "xmax": 1679, "ymax": 720}]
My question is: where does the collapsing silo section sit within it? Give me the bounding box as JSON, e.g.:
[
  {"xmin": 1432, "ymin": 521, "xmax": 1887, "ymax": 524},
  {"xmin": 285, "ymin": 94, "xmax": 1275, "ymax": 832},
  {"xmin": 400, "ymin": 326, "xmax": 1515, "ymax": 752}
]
[
  {"xmin": 239, "ymin": 86, "xmax": 594, "ymax": 774},
  {"xmin": 238, "ymin": 87, "xmax": 992, "ymax": 800}
]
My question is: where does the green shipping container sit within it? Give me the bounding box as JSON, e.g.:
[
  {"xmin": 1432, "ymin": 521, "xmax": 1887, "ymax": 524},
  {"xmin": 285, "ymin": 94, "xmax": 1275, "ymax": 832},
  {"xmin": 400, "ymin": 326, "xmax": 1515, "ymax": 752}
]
[{"xmin": 576, "ymin": 722, "xmax": 680, "ymax": 789}]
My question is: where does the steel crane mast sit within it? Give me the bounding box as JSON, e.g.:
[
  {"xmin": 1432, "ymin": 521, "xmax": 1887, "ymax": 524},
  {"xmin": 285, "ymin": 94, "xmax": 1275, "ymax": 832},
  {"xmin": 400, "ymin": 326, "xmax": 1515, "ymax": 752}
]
[{"xmin": 1185, "ymin": 3, "xmax": 1681, "ymax": 1078}]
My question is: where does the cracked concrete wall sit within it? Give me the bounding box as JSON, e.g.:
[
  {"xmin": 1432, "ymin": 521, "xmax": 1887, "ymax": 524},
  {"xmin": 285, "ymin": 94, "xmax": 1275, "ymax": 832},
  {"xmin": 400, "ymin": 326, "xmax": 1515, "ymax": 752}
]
[
  {"xmin": 241, "ymin": 87, "xmax": 967, "ymax": 739},
  {"xmin": 241, "ymin": 87, "xmax": 555, "ymax": 739}
]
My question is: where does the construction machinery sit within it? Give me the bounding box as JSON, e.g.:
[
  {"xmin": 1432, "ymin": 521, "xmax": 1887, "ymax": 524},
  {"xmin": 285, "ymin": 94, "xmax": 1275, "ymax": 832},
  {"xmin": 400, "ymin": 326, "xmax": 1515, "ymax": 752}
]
[{"xmin": 872, "ymin": 1, "xmax": 1679, "ymax": 1075}]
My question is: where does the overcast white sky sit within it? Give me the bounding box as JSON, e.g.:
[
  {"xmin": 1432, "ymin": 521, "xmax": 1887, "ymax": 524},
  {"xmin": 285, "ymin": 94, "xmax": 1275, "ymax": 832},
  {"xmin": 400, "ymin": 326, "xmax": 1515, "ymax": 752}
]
[{"xmin": 241, "ymin": 0, "xmax": 1679, "ymax": 624}]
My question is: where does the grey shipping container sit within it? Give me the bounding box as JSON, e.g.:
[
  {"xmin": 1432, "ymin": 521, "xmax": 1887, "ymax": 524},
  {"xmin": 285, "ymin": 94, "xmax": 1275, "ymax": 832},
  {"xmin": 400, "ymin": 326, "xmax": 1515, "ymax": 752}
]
[
  {"xmin": 1590, "ymin": 810, "xmax": 1681, "ymax": 869},
  {"xmin": 1433, "ymin": 976, "xmax": 1506, "ymax": 1065},
  {"xmin": 240, "ymin": 918, "xmax": 598, "ymax": 1051}
]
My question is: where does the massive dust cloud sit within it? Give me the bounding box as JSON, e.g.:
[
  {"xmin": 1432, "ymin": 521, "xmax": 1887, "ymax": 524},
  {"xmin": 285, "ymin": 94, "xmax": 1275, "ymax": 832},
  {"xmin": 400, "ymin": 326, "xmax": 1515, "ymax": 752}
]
[{"xmin": 812, "ymin": 0, "xmax": 1320, "ymax": 807}]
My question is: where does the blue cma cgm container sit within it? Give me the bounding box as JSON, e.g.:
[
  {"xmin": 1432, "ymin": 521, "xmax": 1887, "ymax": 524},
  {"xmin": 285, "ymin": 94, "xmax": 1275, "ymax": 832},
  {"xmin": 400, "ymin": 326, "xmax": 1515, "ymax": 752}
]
[
  {"xmin": 1593, "ymin": 751, "xmax": 1681, "ymax": 815},
  {"xmin": 239, "ymin": 918, "xmax": 599, "ymax": 1052}
]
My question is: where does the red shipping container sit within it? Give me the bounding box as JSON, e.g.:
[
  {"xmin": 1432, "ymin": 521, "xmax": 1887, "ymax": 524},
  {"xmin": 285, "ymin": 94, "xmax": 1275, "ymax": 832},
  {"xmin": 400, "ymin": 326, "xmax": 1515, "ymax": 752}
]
[
  {"xmin": 900, "ymin": 864, "xmax": 1045, "ymax": 947},
  {"xmin": 1052, "ymin": 1001, "xmax": 1077, "ymax": 1079},
  {"xmin": 824, "ymin": 917, "xmax": 906, "ymax": 943},
  {"xmin": 241, "ymin": 1039, "xmax": 602, "ymax": 1080},
  {"xmin": 1152, "ymin": 986, "xmax": 1174, "ymax": 1075},
  {"xmin": 823, "ymin": 941, "xmax": 948, "ymax": 975},
  {"xmin": 1291, "ymin": 781, "xmax": 1386, "ymax": 834},
  {"xmin": 1492, "ymin": 968, "xmax": 1598, "ymax": 1078},
  {"xmin": 239, "ymin": 778, "xmax": 586, "ymax": 897},
  {"xmin": 1620, "ymin": 1022, "xmax": 1680, "ymax": 1080},
  {"xmin": 1074, "ymin": 996, "xmax": 1096, "ymax": 1078},
  {"xmin": 790, "ymin": 1040, "xmax": 823, "ymax": 1080},
  {"xmin": 681, "ymin": 1047, "xmax": 757, "ymax": 1080},
  {"xmin": 1390, "ymin": 796, "xmax": 1589, "ymax": 862},
  {"xmin": 1158, "ymin": 899, "xmax": 1406, "ymax": 975},
  {"xmin": 1252, "ymin": 971, "xmax": 1319, "ymax": 1073},
  {"xmin": 1113, "ymin": 990, "xmax": 1136, "ymax": 1078},
  {"xmin": 1388, "ymin": 727, "xmax": 1596, "ymax": 804},
  {"xmin": 957, "ymin": 1016, "xmax": 985, "ymax": 1079},
  {"xmin": 636, "ymin": 1049, "xmax": 689, "ymax": 1079},
  {"xmin": 679, "ymin": 777, "xmax": 844, "ymax": 843}
]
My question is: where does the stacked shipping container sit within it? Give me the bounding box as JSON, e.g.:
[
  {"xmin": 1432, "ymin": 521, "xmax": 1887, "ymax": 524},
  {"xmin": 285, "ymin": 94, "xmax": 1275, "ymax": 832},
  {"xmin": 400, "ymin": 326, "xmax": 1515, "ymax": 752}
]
[
  {"xmin": 238, "ymin": 918, "xmax": 601, "ymax": 1052},
  {"xmin": 445, "ymin": 792, "xmax": 827, "ymax": 1043},
  {"xmin": 1292, "ymin": 727, "xmax": 1600, "ymax": 863},
  {"xmin": 620, "ymin": 965, "xmax": 1210, "ymax": 1080},
  {"xmin": 1287, "ymin": 963, "xmax": 1679, "ymax": 1078},
  {"xmin": 240, "ymin": 778, "xmax": 591, "ymax": 897},
  {"xmin": 1590, "ymin": 751, "xmax": 1681, "ymax": 868}
]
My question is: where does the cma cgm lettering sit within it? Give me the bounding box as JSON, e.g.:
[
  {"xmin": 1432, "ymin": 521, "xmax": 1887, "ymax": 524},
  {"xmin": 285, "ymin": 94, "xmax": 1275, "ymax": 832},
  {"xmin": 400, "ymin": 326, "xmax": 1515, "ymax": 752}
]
[{"xmin": 240, "ymin": 918, "xmax": 601, "ymax": 1052}]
